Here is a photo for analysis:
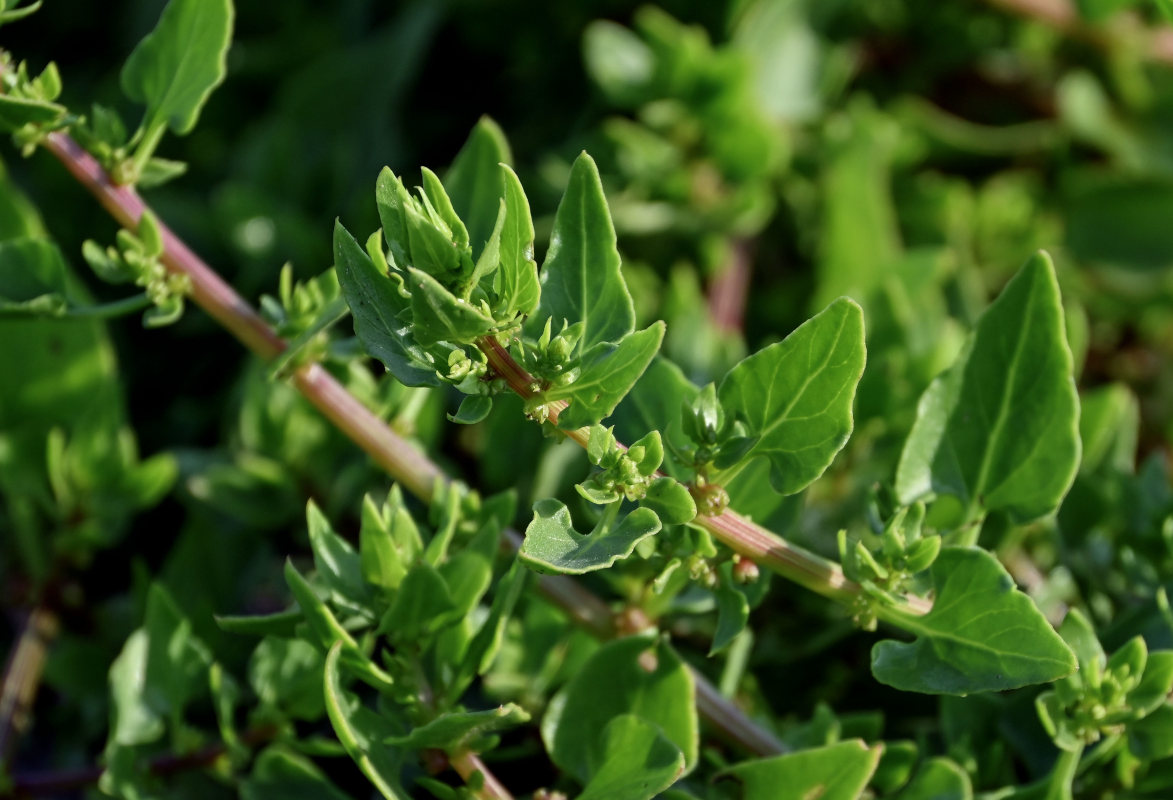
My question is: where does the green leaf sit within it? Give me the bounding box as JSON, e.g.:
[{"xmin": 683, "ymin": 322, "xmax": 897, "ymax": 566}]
[
  {"xmin": 641, "ymin": 477, "xmax": 696, "ymax": 525},
  {"xmin": 495, "ymin": 165, "xmax": 540, "ymax": 317},
  {"xmin": 577, "ymin": 714, "xmax": 685, "ymax": 800},
  {"xmin": 871, "ymin": 547, "xmax": 1076, "ymax": 694},
  {"xmin": 248, "ymin": 637, "xmax": 325, "ymax": 720},
  {"xmin": 216, "ymin": 608, "xmax": 302, "ymax": 638},
  {"xmin": 718, "ymin": 297, "xmax": 866, "ymax": 495},
  {"xmin": 715, "ymin": 740, "xmax": 883, "ymax": 800},
  {"xmin": 542, "ymin": 634, "xmax": 698, "ymax": 781},
  {"xmin": 0, "ymin": 94, "xmax": 66, "ymax": 133},
  {"xmin": 1129, "ymin": 704, "xmax": 1173, "ymax": 760},
  {"xmin": 552, "ymin": 322, "xmax": 666, "ymax": 429},
  {"xmin": 334, "ymin": 220, "xmax": 439, "ymax": 387},
  {"xmin": 536, "ymin": 152, "xmax": 635, "ymax": 352},
  {"xmin": 406, "ymin": 266, "xmax": 495, "ymax": 345},
  {"xmin": 895, "ymin": 252, "xmax": 1080, "ymax": 523},
  {"xmin": 448, "ymin": 394, "xmax": 493, "ymax": 425},
  {"xmin": 306, "ymin": 500, "xmax": 368, "ymax": 609},
  {"xmin": 241, "ymin": 746, "xmax": 355, "ymax": 800},
  {"xmin": 444, "ymin": 116, "xmax": 512, "ymax": 257},
  {"xmin": 378, "ymin": 560, "xmax": 460, "ymax": 644},
  {"xmin": 892, "ymin": 758, "xmax": 973, "ymax": 800},
  {"xmin": 386, "ymin": 704, "xmax": 530, "ymax": 750},
  {"xmin": 284, "ymin": 559, "xmax": 395, "ymax": 691},
  {"xmin": 120, "ymin": 0, "xmax": 233, "ymax": 135},
  {"xmin": 107, "ymin": 583, "xmax": 210, "ymax": 746},
  {"xmin": 1078, "ymin": 383, "xmax": 1138, "ymax": 475},
  {"xmin": 519, "ymin": 498, "xmax": 661, "ymax": 575},
  {"xmin": 323, "ymin": 642, "xmax": 410, "ymax": 800},
  {"xmin": 447, "ymin": 558, "xmax": 528, "ymax": 702},
  {"xmin": 711, "ymin": 579, "xmax": 750, "ymax": 656}
]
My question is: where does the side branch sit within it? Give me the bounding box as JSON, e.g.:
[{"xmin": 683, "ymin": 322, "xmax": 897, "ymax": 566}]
[{"xmin": 35, "ymin": 130, "xmax": 784, "ymax": 763}]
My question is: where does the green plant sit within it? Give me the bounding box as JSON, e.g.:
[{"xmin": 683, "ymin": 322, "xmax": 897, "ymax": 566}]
[{"xmin": 5, "ymin": 1, "xmax": 1173, "ymax": 798}]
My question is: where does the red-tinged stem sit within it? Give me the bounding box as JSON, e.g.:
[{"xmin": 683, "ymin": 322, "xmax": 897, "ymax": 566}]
[
  {"xmin": 35, "ymin": 130, "xmax": 782, "ymax": 762},
  {"xmin": 707, "ymin": 237, "xmax": 752, "ymax": 334},
  {"xmin": 450, "ymin": 750, "xmax": 515, "ymax": 800},
  {"xmin": 477, "ymin": 334, "xmax": 933, "ymax": 618}
]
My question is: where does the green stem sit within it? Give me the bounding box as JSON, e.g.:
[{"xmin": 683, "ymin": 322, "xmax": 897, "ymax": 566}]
[
  {"xmin": 118, "ymin": 121, "xmax": 166, "ymax": 186},
  {"xmin": 63, "ymin": 292, "xmax": 152, "ymax": 319}
]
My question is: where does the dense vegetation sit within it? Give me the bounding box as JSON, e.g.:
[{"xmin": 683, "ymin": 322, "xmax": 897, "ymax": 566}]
[{"xmin": 5, "ymin": 0, "xmax": 1173, "ymax": 797}]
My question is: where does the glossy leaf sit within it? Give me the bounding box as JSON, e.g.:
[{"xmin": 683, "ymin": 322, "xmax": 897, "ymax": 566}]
[
  {"xmin": 896, "ymin": 253, "xmax": 1080, "ymax": 523},
  {"xmin": 718, "ymin": 297, "xmax": 866, "ymax": 495},
  {"xmin": 519, "ymin": 498, "xmax": 661, "ymax": 575},
  {"xmin": 716, "ymin": 740, "xmax": 883, "ymax": 800},
  {"xmin": 577, "ymin": 714, "xmax": 685, "ymax": 800},
  {"xmin": 552, "ymin": 321, "xmax": 666, "ymax": 429},
  {"xmin": 542, "ymin": 634, "xmax": 698, "ymax": 781},
  {"xmin": 641, "ymin": 477, "xmax": 696, "ymax": 525},
  {"xmin": 334, "ymin": 220, "xmax": 439, "ymax": 387},
  {"xmin": 537, "ymin": 152, "xmax": 635, "ymax": 352},
  {"xmin": 448, "ymin": 394, "xmax": 493, "ymax": 425},
  {"xmin": 872, "ymin": 547, "xmax": 1076, "ymax": 694},
  {"xmin": 120, "ymin": 0, "xmax": 233, "ymax": 135}
]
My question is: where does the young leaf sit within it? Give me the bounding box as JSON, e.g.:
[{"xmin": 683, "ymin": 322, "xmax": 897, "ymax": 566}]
[
  {"xmin": 216, "ymin": 608, "xmax": 302, "ymax": 638},
  {"xmin": 406, "ymin": 266, "xmax": 495, "ymax": 345},
  {"xmin": 334, "ymin": 220, "xmax": 440, "ymax": 387},
  {"xmin": 448, "ymin": 394, "xmax": 493, "ymax": 425},
  {"xmin": 551, "ymin": 321, "xmax": 666, "ymax": 429},
  {"xmin": 717, "ymin": 741, "xmax": 883, "ymax": 800},
  {"xmin": 577, "ymin": 715, "xmax": 685, "ymax": 800},
  {"xmin": 711, "ymin": 580, "xmax": 750, "ymax": 656},
  {"xmin": 542, "ymin": 634, "xmax": 698, "ymax": 781},
  {"xmin": 536, "ymin": 152, "xmax": 635, "ymax": 352},
  {"xmin": 895, "ymin": 252, "xmax": 1080, "ymax": 524},
  {"xmin": 378, "ymin": 560, "xmax": 460, "ymax": 644},
  {"xmin": 120, "ymin": 0, "xmax": 233, "ymax": 136},
  {"xmin": 641, "ymin": 477, "xmax": 696, "ymax": 525},
  {"xmin": 495, "ymin": 165, "xmax": 540, "ymax": 317},
  {"xmin": 871, "ymin": 547, "xmax": 1076, "ymax": 694},
  {"xmin": 718, "ymin": 297, "xmax": 866, "ymax": 495},
  {"xmin": 444, "ymin": 116, "xmax": 513, "ymax": 256},
  {"xmin": 0, "ymin": 94, "xmax": 66, "ymax": 132},
  {"xmin": 323, "ymin": 642, "xmax": 410, "ymax": 800},
  {"xmin": 519, "ymin": 498, "xmax": 661, "ymax": 575},
  {"xmin": 385, "ymin": 704, "xmax": 530, "ymax": 750}
]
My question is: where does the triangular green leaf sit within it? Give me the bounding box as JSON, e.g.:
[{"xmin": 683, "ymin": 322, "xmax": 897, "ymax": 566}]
[
  {"xmin": 536, "ymin": 152, "xmax": 635, "ymax": 352},
  {"xmin": 895, "ymin": 252, "xmax": 1080, "ymax": 523},
  {"xmin": 120, "ymin": 0, "xmax": 233, "ymax": 135},
  {"xmin": 719, "ymin": 297, "xmax": 866, "ymax": 495},
  {"xmin": 871, "ymin": 547, "xmax": 1076, "ymax": 694},
  {"xmin": 551, "ymin": 321, "xmax": 665, "ymax": 430},
  {"xmin": 333, "ymin": 220, "xmax": 439, "ymax": 387}
]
